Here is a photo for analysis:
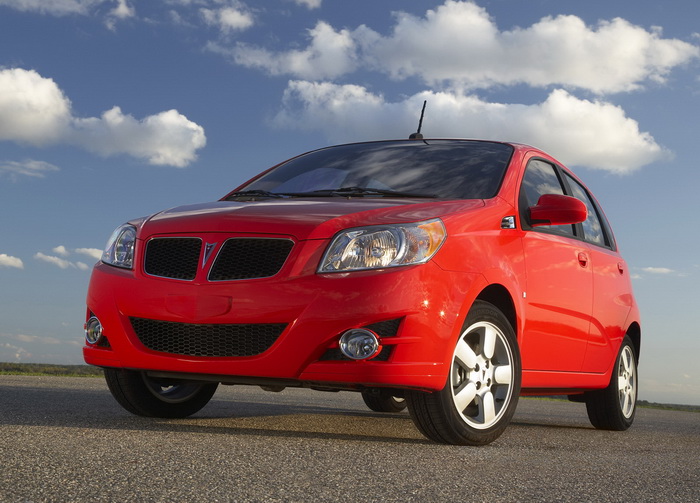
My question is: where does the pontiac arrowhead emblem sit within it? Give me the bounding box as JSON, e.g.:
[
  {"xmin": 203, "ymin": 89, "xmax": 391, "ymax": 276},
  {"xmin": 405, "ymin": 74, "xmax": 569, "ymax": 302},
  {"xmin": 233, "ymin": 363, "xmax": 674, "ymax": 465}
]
[{"xmin": 202, "ymin": 242, "xmax": 218, "ymax": 269}]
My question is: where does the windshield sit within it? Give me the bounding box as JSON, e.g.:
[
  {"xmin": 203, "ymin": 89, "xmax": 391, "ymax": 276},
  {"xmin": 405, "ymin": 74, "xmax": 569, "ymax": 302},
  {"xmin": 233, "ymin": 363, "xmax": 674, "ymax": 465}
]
[{"xmin": 235, "ymin": 140, "xmax": 514, "ymax": 200}]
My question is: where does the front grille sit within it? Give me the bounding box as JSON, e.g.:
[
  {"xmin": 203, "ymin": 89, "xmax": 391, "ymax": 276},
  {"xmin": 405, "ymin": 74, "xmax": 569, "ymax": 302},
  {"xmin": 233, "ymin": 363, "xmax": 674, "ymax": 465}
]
[
  {"xmin": 144, "ymin": 238, "xmax": 201, "ymax": 280},
  {"xmin": 142, "ymin": 237, "xmax": 293, "ymax": 281},
  {"xmin": 209, "ymin": 238, "xmax": 294, "ymax": 281},
  {"xmin": 130, "ymin": 318, "xmax": 286, "ymax": 357}
]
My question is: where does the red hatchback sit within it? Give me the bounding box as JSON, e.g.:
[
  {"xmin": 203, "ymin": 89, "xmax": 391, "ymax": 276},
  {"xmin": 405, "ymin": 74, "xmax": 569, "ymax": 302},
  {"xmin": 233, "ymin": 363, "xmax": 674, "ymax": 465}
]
[{"xmin": 84, "ymin": 139, "xmax": 640, "ymax": 445}]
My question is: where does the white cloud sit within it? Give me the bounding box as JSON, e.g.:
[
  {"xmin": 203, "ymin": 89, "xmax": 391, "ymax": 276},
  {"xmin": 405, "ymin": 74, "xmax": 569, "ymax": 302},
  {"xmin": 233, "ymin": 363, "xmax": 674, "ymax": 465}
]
[
  {"xmin": 358, "ymin": 2, "xmax": 699, "ymax": 93},
  {"xmin": 75, "ymin": 248, "xmax": 103, "ymax": 260},
  {"xmin": 32, "ymin": 246, "xmax": 101, "ymax": 270},
  {"xmin": 71, "ymin": 107, "xmax": 207, "ymax": 167},
  {"xmin": 228, "ymin": 21, "xmax": 357, "ymax": 80},
  {"xmin": 0, "ymin": 341, "xmax": 32, "ymax": 361},
  {"xmin": 13, "ymin": 333, "xmax": 63, "ymax": 345},
  {"xmin": 642, "ymin": 267, "xmax": 675, "ymax": 274},
  {"xmin": 273, "ymin": 82, "xmax": 668, "ymax": 174},
  {"xmin": 273, "ymin": 80, "xmax": 385, "ymax": 136},
  {"xmin": 34, "ymin": 252, "xmax": 73, "ymax": 269},
  {"xmin": 0, "ymin": 254, "xmax": 24, "ymax": 269},
  {"xmin": 1, "ymin": 334, "xmax": 82, "ymax": 363},
  {"xmin": 0, "ymin": 333, "xmax": 72, "ymax": 363},
  {"xmin": 52, "ymin": 246, "xmax": 70, "ymax": 257},
  {"xmin": 109, "ymin": 0, "xmax": 133, "ymax": 19},
  {"xmin": 0, "ymin": 0, "xmax": 99, "ymax": 16},
  {"xmin": 0, "ymin": 68, "xmax": 206, "ymax": 167},
  {"xmin": 0, "ymin": 68, "xmax": 72, "ymax": 145},
  {"xmin": 201, "ymin": 3, "xmax": 253, "ymax": 34},
  {"xmin": 0, "ymin": 0, "xmax": 133, "ymax": 27},
  {"xmin": 291, "ymin": 0, "xmax": 322, "ymax": 9},
  {"xmin": 0, "ymin": 159, "xmax": 60, "ymax": 180},
  {"xmin": 229, "ymin": 1, "xmax": 699, "ymax": 94},
  {"xmin": 105, "ymin": 0, "xmax": 135, "ymax": 29}
]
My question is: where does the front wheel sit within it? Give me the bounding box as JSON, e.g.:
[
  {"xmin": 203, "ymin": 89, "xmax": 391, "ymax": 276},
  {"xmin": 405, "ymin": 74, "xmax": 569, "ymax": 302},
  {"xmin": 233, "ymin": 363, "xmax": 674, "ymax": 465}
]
[
  {"xmin": 584, "ymin": 336, "xmax": 638, "ymax": 430},
  {"xmin": 406, "ymin": 300, "xmax": 521, "ymax": 445},
  {"xmin": 104, "ymin": 368, "xmax": 218, "ymax": 418}
]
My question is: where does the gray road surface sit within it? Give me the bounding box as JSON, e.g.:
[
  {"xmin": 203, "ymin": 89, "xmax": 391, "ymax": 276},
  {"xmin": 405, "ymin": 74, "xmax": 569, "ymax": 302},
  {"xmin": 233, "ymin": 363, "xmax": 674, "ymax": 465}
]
[{"xmin": 0, "ymin": 375, "xmax": 698, "ymax": 502}]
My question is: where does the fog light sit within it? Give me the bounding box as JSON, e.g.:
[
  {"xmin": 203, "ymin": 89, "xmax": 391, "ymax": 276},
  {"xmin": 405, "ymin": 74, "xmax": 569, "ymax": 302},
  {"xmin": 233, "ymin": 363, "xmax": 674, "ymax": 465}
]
[
  {"xmin": 339, "ymin": 329, "xmax": 380, "ymax": 360},
  {"xmin": 85, "ymin": 316, "xmax": 103, "ymax": 344}
]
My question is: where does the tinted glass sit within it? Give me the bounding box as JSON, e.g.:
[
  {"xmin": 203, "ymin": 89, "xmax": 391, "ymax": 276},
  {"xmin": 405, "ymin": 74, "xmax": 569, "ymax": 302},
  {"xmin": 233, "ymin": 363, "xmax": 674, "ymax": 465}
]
[
  {"xmin": 241, "ymin": 140, "xmax": 514, "ymax": 199},
  {"xmin": 521, "ymin": 160, "xmax": 574, "ymax": 236},
  {"xmin": 565, "ymin": 173, "xmax": 608, "ymax": 247}
]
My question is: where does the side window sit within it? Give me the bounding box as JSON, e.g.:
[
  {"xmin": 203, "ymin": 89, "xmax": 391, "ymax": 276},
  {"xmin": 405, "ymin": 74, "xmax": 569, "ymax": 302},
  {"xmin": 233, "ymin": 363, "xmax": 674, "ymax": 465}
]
[
  {"xmin": 520, "ymin": 160, "xmax": 574, "ymax": 236},
  {"xmin": 564, "ymin": 174, "xmax": 611, "ymax": 248}
]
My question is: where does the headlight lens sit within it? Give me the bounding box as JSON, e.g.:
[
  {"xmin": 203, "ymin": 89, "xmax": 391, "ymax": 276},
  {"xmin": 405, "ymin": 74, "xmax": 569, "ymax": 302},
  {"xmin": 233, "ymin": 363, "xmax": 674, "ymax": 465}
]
[
  {"xmin": 102, "ymin": 224, "xmax": 137, "ymax": 269},
  {"xmin": 319, "ymin": 219, "xmax": 446, "ymax": 273}
]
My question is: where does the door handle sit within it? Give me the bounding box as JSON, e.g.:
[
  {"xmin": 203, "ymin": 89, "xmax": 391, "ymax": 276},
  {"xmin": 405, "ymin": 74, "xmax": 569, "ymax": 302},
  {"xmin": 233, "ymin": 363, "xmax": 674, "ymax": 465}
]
[{"xmin": 578, "ymin": 252, "xmax": 589, "ymax": 268}]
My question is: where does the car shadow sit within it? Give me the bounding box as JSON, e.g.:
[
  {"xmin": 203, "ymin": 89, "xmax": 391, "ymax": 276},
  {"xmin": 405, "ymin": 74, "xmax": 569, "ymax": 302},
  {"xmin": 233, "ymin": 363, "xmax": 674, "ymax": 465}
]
[
  {"xmin": 0, "ymin": 382, "xmax": 428, "ymax": 445},
  {"xmin": 1, "ymin": 379, "xmax": 605, "ymax": 445}
]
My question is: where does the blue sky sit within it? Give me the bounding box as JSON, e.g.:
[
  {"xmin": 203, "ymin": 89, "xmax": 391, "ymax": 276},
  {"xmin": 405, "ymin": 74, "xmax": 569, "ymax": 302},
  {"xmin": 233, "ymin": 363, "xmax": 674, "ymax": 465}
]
[{"xmin": 0, "ymin": 0, "xmax": 698, "ymax": 405}]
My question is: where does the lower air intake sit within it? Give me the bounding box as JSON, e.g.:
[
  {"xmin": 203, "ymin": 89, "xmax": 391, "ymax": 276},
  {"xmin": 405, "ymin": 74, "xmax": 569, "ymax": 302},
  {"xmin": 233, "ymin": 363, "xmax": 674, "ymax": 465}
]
[{"xmin": 130, "ymin": 318, "xmax": 286, "ymax": 357}]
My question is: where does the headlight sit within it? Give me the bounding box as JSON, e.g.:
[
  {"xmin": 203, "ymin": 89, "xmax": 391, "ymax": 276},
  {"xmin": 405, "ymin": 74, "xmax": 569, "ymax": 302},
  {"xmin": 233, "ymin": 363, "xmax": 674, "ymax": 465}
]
[
  {"xmin": 319, "ymin": 219, "xmax": 446, "ymax": 273},
  {"xmin": 102, "ymin": 223, "xmax": 137, "ymax": 269}
]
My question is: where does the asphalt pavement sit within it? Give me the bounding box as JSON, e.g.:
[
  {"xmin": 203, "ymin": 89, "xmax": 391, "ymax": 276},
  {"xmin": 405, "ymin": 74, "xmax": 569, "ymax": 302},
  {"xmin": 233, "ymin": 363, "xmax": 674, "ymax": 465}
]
[{"xmin": 0, "ymin": 375, "xmax": 698, "ymax": 502}]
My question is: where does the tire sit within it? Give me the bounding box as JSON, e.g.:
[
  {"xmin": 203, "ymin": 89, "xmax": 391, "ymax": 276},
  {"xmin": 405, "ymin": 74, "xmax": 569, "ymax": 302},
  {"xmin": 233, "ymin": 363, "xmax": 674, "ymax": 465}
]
[
  {"xmin": 104, "ymin": 368, "xmax": 218, "ymax": 418},
  {"xmin": 361, "ymin": 389, "xmax": 407, "ymax": 413},
  {"xmin": 584, "ymin": 336, "xmax": 637, "ymax": 430},
  {"xmin": 406, "ymin": 300, "xmax": 521, "ymax": 446}
]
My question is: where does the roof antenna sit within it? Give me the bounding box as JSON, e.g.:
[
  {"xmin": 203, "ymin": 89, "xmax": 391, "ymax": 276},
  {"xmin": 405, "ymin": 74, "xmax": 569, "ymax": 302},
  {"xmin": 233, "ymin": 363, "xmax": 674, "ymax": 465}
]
[{"xmin": 409, "ymin": 100, "xmax": 427, "ymax": 140}]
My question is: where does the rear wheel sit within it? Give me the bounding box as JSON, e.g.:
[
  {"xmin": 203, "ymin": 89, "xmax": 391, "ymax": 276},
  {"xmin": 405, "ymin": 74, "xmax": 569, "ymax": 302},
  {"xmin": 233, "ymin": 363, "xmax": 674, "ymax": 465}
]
[
  {"xmin": 104, "ymin": 368, "xmax": 218, "ymax": 418},
  {"xmin": 406, "ymin": 300, "xmax": 521, "ymax": 445},
  {"xmin": 584, "ymin": 336, "xmax": 637, "ymax": 430},
  {"xmin": 361, "ymin": 389, "xmax": 407, "ymax": 413}
]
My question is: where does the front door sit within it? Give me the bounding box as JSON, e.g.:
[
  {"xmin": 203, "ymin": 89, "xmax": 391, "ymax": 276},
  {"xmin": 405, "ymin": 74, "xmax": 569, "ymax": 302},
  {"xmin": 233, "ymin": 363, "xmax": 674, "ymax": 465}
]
[{"xmin": 518, "ymin": 159, "xmax": 592, "ymax": 372}]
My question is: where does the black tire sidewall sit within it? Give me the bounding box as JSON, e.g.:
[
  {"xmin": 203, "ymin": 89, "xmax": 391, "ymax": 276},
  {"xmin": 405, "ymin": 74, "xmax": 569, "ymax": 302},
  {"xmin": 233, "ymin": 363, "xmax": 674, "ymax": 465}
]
[
  {"xmin": 105, "ymin": 368, "xmax": 218, "ymax": 418},
  {"xmin": 361, "ymin": 389, "xmax": 407, "ymax": 413},
  {"xmin": 584, "ymin": 336, "xmax": 638, "ymax": 430}
]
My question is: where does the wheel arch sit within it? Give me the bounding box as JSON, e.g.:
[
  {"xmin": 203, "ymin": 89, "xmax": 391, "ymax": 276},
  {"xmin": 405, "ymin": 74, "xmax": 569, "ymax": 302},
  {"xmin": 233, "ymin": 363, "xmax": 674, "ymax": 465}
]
[
  {"xmin": 626, "ymin": 321, "xmax": 641, "ymax": 363},
  {"xmin": 475, "ymin": 284, "xmax": 517, "ymax": 337}
]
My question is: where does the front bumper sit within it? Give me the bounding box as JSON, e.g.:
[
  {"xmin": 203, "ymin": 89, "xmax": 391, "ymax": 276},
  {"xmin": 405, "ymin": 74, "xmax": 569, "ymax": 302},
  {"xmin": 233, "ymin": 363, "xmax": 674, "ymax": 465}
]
[{"xmin": 84, "ymin": 243, "xmax": 481, "ymax": 392}]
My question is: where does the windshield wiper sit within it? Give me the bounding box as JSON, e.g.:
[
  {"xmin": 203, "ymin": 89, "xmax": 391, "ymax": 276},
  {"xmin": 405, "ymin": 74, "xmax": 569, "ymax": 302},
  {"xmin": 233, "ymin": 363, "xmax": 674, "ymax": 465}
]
[
  {"xmin": 225, "ymin": 190, "xmax": 288, "ymax": 200},
  {"xmin": 292, "ymin": 187, "xmax": 437, "ymax": 198},
  {"xmin": 228, "ymin": 187, "xmax": 437, "ymax": 200}
]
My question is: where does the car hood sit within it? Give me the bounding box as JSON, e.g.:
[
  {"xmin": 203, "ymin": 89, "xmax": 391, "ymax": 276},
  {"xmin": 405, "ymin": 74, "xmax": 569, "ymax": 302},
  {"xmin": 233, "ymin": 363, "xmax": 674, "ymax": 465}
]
[{"xmin": 139, "ymin": 198, "xmax": 485, "ymax": 241}]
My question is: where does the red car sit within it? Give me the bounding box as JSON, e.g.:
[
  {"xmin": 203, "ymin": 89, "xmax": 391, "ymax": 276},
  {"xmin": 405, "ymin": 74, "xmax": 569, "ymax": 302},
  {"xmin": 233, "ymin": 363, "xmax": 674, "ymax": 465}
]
[{"xmin": 84, "ymin": 139, "xmax": 640, "ymax": 445}]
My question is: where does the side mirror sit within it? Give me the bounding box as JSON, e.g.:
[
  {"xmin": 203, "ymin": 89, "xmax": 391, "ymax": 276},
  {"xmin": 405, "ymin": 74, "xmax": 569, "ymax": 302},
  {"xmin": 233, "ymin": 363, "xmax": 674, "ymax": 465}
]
[{"xmin": 529, "ymin": 194, "xmax": 587, "ymax": 227}]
